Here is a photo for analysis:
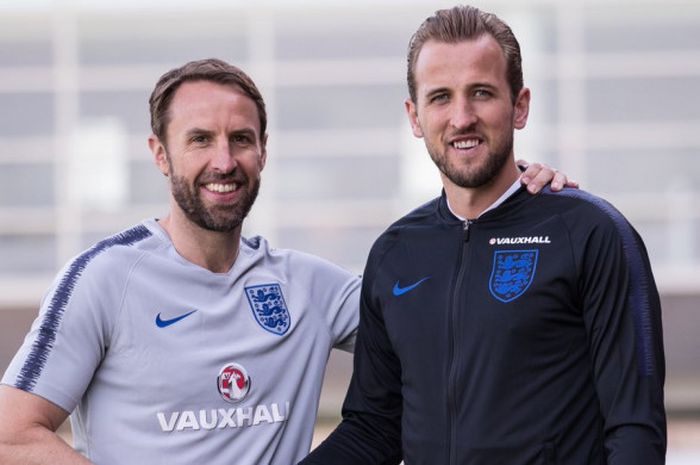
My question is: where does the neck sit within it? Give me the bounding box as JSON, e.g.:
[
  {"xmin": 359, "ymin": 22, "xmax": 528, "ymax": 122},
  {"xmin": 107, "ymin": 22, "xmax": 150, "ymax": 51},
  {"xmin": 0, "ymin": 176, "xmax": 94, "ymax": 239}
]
[
  {"xmin": 443, "ymin": 160, "xmax": 520, "ymax": 220},
  {"xmin": 158, "ymin": 207, "xmax": 241, "ymax": 274}
]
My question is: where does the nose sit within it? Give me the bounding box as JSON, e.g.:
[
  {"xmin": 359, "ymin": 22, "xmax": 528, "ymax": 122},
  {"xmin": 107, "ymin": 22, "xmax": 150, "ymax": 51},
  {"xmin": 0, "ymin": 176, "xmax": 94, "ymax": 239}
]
[
  {"xmin": 450, "ymin": 97, "xmax": 478, "ymax": 130},
  {"xmin": 211, "ymin": 140, "xmax": 238, "ymax": 174}
]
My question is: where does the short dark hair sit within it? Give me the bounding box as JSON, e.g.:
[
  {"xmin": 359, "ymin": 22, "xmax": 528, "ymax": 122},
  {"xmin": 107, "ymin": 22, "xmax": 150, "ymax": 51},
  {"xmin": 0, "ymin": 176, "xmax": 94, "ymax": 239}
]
[
  {"xmin": 407, "ymin": 5, "xmax": 523, "ymax": 104},
  {"xmin": 149, "ymin": 58, "xmax": 267, "ymax": 144}
]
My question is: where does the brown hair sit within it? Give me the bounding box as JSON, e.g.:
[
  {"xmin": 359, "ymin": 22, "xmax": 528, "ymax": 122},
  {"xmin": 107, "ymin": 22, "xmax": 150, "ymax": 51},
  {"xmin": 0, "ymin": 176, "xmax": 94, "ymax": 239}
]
[
  {"xmin": 149, "ymin": 58, "xmax": 267, "ymax": 144},
  {"xmin": 407, "ymin": 5, "xmax": 523, "ymax": 104}
]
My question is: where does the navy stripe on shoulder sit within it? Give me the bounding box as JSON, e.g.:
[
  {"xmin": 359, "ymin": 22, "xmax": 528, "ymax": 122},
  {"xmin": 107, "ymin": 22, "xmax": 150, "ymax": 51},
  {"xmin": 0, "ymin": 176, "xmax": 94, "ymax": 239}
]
[
  {"xmin": 15, "ymin": 225, "xmax": 152, "ymax": 392},
  {"xmin": 242, "ymin": 236, "xmax": 261, "ymax": 250},
  {"xmin": 544, "ymin": 188, "xmax": 656, "ymax": 376}
]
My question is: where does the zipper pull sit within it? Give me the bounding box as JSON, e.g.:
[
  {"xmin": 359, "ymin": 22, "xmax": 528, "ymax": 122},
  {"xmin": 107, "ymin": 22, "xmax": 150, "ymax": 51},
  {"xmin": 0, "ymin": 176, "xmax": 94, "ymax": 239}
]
[{"xmin": 463, "ymin": 220, "xmax": 472, "ymax": 242}]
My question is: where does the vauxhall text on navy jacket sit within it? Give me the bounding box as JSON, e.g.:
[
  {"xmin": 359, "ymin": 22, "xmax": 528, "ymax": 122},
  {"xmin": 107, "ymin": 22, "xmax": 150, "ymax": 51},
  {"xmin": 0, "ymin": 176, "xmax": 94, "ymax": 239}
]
[{"xmin": 303, "ymin": 187, "xmax": 666, "ymax": 465}]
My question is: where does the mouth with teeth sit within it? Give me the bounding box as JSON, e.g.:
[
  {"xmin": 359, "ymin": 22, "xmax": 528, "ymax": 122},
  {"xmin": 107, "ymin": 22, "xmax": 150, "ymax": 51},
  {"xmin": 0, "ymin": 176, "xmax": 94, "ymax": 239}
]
[
  {"xmin": 204, "ymin": 182, "xmax": 239, "ymax": 194},
  {"xmin": 452, "ymin": 138, "xmax": 482, "ymax": 150}
]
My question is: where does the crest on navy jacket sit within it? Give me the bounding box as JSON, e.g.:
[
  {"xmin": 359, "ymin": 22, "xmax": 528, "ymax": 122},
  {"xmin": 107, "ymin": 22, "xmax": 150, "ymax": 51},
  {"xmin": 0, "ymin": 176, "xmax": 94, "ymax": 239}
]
[
  {"xmin": 489, "ymin": 249, "xmax": 539, "ymax": 303},
  {"xmin": 245, "ymin": 283, "xmax": 291, "ymax": 335}
]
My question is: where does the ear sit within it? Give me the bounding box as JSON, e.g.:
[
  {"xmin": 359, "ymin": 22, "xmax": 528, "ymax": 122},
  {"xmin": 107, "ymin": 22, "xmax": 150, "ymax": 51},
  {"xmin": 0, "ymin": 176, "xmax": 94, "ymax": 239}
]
[
  {"xmin": 513, "ymin": 87, "xmax": 530, "ymax": 130},
  {"xmin": 259, "ymin": 133, "xmax": 268, "ymax": 171},
  {"xmin": 148, "ymin": 134, "xmax": 170, "ymax": 176},
  {"xmin": 404, "ymin": 98, "xmax": 424, "ymax": 138}
]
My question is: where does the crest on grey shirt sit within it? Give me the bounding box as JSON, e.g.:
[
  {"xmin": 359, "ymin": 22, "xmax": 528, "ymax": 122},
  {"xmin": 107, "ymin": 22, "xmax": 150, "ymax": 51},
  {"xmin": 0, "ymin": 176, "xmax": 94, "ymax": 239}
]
[
  {"xmin": 489, "ymin": 249, "xmax": 538, "ymax": 303},
  {"xmin": 245, "ymin": 283, "xmax": 291, "ymax": 335}
]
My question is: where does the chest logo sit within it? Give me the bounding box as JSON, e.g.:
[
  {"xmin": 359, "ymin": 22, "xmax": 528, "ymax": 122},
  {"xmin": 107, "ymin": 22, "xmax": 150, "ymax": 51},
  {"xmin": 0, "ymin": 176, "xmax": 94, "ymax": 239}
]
[
  {"xmin": 245, "ymin": 283, "xmax": 291, "ymax": 336},
  {"xmin": 489, "ymin": 250, "xmax": 539, "ymax": 303},
  {"xmin": 392, "ymin": 277, "xmax": 431, "ymax": 296},
  {"xmin": 217, "ymin": 362, "xmax": 251, "ymax": 403},
  {"xmin": 155, "ymin": 310, "xmax": 198, "ymax": 328}
]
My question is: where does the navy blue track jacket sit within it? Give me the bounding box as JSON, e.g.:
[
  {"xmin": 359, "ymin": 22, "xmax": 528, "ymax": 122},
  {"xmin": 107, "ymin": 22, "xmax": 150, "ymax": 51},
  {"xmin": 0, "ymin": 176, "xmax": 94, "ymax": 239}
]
[{"xmin": 302, "ymin": 187, "xmax": 666, "ymax": 465}]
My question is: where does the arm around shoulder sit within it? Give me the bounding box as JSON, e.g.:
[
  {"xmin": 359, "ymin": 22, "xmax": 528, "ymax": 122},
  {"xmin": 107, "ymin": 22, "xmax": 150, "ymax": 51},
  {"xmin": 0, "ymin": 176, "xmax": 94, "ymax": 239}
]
[{"xmin": 0, "ymin": 385, "xmax": 93, "ymax": 465}]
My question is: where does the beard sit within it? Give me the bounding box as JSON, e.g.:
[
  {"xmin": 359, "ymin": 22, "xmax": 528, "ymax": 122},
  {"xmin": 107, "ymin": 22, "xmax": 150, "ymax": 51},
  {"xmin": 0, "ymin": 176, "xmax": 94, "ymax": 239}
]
[
  {"xmin": 169, "ymin": 162, "xmax": 260, "ymax": 233},
  {"xmin": 427, "ymin": 129, "xmax": 514, "ymax": 189}
]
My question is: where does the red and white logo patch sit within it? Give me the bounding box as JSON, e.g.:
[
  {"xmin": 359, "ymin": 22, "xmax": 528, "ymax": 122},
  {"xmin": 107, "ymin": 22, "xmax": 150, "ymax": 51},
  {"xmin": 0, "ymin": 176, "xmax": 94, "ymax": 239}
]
[{"xmin": 217, "ymin": 363, "xmax": 251, "ymax": 403}]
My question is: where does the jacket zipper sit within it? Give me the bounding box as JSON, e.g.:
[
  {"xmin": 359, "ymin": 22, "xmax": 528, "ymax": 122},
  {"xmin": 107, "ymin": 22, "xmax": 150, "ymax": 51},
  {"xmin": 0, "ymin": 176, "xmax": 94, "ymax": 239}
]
[{"xmin": 448, "ymin": 220, "xmax": 472, "ymax": 465}]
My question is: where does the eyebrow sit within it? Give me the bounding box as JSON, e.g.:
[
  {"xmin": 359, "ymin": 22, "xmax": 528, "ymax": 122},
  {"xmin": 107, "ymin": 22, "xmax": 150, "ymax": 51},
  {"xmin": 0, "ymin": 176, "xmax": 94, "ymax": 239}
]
[
  {"xmin": 470, "ymin": 82, "xmax": 498, "ymax": 91},
  {"xmin": 229, "ymin": 128, "xmax": 257, "ymax": 138},
  {"xmin": 184, "ymin": 127, "xmax": 213, "ymax": 138}
]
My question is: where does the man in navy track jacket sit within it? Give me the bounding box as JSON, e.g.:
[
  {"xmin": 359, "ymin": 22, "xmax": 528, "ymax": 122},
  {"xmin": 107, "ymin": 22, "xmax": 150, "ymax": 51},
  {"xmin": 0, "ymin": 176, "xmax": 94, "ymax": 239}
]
[{"xmin": 301, "ymin": 5, "xmax": 666, "ymax": 465}]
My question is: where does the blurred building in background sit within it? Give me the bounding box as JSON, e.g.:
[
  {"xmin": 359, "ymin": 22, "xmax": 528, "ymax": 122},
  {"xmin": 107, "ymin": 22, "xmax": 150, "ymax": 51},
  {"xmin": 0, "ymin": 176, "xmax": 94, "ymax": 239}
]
[{"xmin": 0, "ymin": 0, "xmax": 698, "ymax": 456}]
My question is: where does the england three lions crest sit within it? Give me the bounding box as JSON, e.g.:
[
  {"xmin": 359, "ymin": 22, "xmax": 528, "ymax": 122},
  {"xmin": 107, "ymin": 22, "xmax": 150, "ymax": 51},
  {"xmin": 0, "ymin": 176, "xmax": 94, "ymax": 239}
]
[
  {"xmin": 245, "ymin": 283, "xmax": 291, "ymax": 335},
  {"xmin": 489, "ymin": 250, "xmax": 539, "ymax": 303}
]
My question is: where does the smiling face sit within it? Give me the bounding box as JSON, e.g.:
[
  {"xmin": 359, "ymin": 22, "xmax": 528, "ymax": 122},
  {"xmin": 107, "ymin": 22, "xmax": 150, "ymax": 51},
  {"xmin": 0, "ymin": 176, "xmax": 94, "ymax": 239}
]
[
  {"xmin": 405, "ymin": 35, "xmax": 530, "ymax": 191},
  {"xmin": 149, "ymin": 80, "xmax": 267, "ymax": 233}
]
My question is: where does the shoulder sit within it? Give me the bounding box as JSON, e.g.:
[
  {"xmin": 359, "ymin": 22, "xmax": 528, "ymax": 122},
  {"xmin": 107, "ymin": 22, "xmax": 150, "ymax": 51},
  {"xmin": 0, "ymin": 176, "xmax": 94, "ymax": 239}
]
[
  {"xmin": 242, "ymin": 235, "xmax": 359, "ymax": 283},
  {"xmin": 88, "ymin": 222, "xmax": 157, "ymax": 260},
  {"xmin": 537, "ymin": 187, "xmax": 634, "ymax": 231},
  {"xmin": 368, "ymin": 196, "xmax": 444, "ymax": 263},
  {"xmin": 387, "ymin": 196, "xmax": 443, "ymax": 231},
  {"xmin": 56, "ymin": 222, "xmax": 161, "ymax": 290},
  {"xmin": 534, "ymin": 188, "xmax": 647, "ymax": 261}
]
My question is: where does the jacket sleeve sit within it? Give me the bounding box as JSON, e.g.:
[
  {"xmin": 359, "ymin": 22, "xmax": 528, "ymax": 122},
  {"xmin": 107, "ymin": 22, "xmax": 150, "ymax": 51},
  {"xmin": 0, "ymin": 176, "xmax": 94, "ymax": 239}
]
[
  {"xmin": 300, "ymin": 249, "xmax": 403, "ymax": 465},
  {"xmin": 579, "ymin": 210, "xmax": 666, "ymax": 464}
]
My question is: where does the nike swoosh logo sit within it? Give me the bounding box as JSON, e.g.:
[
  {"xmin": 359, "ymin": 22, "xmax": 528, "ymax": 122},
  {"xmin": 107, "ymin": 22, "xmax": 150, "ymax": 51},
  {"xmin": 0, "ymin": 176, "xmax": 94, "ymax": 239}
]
[
  {"xmin": 155, "ymin": 310, "xmax": 198, "ymax": 328},
  {"xmin": 392, "ymin": 277, "xmax": 430, "ymax": 296}
]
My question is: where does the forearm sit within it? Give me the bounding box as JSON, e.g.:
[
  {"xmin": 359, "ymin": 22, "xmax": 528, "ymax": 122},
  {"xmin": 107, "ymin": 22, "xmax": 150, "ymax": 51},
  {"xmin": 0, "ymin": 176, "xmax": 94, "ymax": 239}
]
[
  {"xmin": 0, "ymin": 425, "xmax": 93, "ymax": 465},
  {"xmin": 0, "ymin": 385, "xmax": 93, "ymax": 465},
  {"xmin": 301, "ymin": 413, "xmax": 402, "ymax": 465},
  {"xmin": 305, "ymin": 261, "xmax": 403, "ymax": 465},
  {"xmin": 606, "ymin": 423, "xmax": 666, "ymax": 465}
]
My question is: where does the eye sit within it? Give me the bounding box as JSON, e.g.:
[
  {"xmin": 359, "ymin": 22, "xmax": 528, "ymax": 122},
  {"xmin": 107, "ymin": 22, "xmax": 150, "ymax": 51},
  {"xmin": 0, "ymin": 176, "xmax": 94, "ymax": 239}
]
[
  {"xmin": 429, "ymin": 93, "xmax": 449, "ymax": 104},
  {"xmin": 232, "ymin": 134, "xmax": 253, "ymax": 145},
  {"xmin": 473, "ymin": 88, "xmax": 493, "ymax": 99},
  {"xmin": 191, "ymin": 134, "xmax": 210, "ymax": 144}
]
